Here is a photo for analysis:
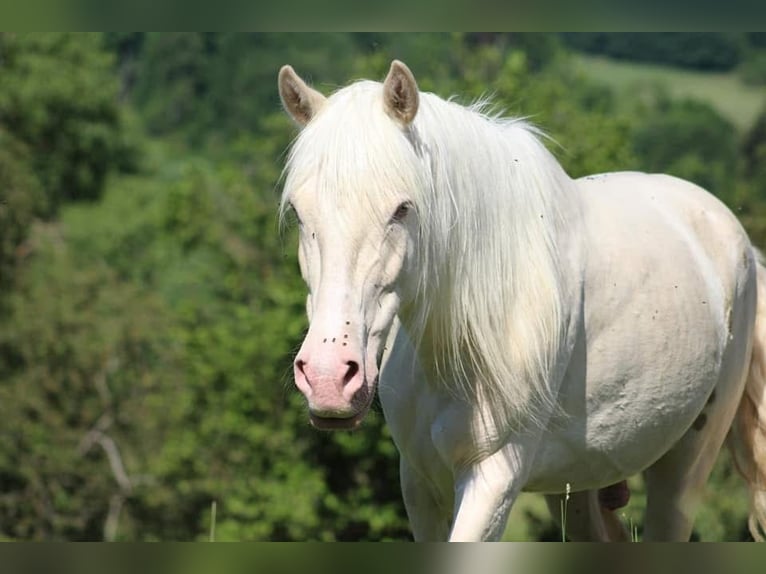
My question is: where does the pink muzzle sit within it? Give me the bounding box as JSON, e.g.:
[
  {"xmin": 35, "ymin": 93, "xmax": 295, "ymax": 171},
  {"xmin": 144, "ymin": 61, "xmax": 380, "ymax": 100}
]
[{"xmin": 294, "ymin": 326, "xmax": 374, "ymax": 428}]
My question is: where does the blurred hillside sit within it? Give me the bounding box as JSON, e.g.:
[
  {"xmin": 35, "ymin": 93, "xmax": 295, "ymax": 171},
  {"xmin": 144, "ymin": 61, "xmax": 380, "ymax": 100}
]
[{"xmin": 1, "ymin": 33, "xmax": 765, "ymax": 541}]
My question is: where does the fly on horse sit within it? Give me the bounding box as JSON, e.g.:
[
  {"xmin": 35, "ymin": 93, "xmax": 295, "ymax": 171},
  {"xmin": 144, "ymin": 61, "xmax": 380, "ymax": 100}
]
[{"xmin": 277, "ymin": 60, "xmax": 766, "ymax": 541}]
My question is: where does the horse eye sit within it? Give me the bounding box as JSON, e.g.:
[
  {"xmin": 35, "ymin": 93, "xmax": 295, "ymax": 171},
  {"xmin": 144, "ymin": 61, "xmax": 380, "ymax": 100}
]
[
  {"xmin": 288, "ymin": 202, "xmax": 302, "ymax": 226},
  {"xmin": 391, "ymin": 202, "xmax": 412, "ymax": 223}
]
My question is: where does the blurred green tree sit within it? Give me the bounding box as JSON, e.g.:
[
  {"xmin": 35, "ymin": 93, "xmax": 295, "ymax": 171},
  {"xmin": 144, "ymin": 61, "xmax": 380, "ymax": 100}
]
[
  {"xmin": 0, "ymin": 132, "xmax": 43, "ymax": 294},
  {"xmin": 0, "ymin": 33, "xmax": 138, "ymax": 214},
  {"xmin": 630, "ymin": 97, "xmax": 740, "ymax": 200}
]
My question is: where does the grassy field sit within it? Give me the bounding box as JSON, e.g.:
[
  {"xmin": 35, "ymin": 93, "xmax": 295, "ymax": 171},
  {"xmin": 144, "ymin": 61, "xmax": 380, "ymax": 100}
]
[{"xmin": 573, "ymin": 54, "xmax": 766, "ymax": 132}]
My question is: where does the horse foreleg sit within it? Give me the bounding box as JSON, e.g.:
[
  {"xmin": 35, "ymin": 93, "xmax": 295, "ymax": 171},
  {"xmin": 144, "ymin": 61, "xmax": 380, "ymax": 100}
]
[
  {"xmin": 400, "ymin": 459, "xmax": 451, "ymax": 541},
  {"xmin": 448, "ymin": 447, "xmax": 530, "ymax": 541}
]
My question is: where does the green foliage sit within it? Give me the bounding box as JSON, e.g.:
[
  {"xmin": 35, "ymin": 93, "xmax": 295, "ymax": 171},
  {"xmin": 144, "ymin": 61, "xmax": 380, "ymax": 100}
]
[
  {"xmin": 130, "ymin": 33, "xmax": 359, "ymax": 143},
  {"xmin": 739, "ymin": 52, "xmax": 766, "ymax": 86},
  {"xmin": 631, "ymin": 98, "xmax": 740, "ymax": 199},
  {"xmin": 0, "ymin": 132, "xmax": 43, "ymax": 292},
  {"xmin": 740, "ymin": 34, "xmax": 766, "ymax": 86},
  {"xmin": 13, "ymin": 144, "xmax": 408, "ymax": 541},
  {"xmin": 737, "ymin": 104, "xmax": 766, "ymax": 248},
  {"xmin": 744, "ymin": 104, "xmax": 766, "ymax": 188},
  {"xmin": 572, "ymin": 53, "xmax": 766, "ymax": 134},
  {"xmin": 521, "ymin": 59, "xmax": 639, "ymax": 177},
  {"xmin": 127, "ymin": 33, "xmax": 563, "ymax": 144},
  {"xmin": 0, "ymin": 33, "xmax": 139, "ymax": 213},
  {"xmin": 0, "ymin": 226, "xmax": 176, "ymax": 539},
  {"xmin": 562, "ymin": 33, "xmax": 746, "ymax": 72}
]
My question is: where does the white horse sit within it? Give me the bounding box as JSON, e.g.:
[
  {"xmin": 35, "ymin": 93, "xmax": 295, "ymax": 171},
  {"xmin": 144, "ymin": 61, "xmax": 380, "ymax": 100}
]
[{"xmin": 277, "ymin": 60, "xmax": 766, "ymax": 541}]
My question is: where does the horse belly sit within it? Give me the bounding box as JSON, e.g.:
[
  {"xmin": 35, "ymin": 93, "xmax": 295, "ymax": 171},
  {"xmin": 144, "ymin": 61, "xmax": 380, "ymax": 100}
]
[
  {"xmin": 525, "ymin": 319, "xmax": 730, "ymax": 493},
  {"xmin": 526, "ymin": 385, "xmax": 713, "ymax": 493}
]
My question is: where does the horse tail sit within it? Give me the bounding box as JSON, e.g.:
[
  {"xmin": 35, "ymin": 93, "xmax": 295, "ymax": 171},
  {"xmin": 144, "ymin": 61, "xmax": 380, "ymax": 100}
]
[{"xmin": 730, "ymin": 250, "xmax": 766, "ymax": 541}]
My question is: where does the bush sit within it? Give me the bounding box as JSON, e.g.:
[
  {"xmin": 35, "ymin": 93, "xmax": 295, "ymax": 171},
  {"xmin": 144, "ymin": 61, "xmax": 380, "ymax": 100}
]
[
  {"xmin": 0, "ymin": 133, "xmax": 43, "ymax": 293},
  {"xmin": 739, "ymin": 52, "xmax": 766, "ymax": 86},
  {"xmin": 631, "ymin": 98, "xmax": 739, "ymax": 198},
  {"xmin": 0, "ymin": 33, "xmax": 137, "ymax": 213}
]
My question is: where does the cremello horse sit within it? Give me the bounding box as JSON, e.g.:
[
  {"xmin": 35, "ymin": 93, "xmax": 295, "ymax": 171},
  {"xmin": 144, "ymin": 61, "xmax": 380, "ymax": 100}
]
[{"xmin": 277, "ymin": 60, "xmax": 766, "ymax": 541}]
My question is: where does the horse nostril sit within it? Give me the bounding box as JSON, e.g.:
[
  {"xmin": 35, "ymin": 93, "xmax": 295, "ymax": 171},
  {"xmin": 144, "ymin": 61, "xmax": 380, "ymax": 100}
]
[
  {"xmin": 295, "ymin": 359, "xmax": 307, "ymax": 378},
  {"xmin": 343, "ymin": 361, "xmax": 359, "ymax": 386}
]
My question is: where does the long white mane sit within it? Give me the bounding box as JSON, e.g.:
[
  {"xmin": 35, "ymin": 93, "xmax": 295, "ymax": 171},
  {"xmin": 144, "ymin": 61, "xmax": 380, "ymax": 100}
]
[{"xmin": 281, "ymin": 80, "xmax": 579, "ymax": 430}]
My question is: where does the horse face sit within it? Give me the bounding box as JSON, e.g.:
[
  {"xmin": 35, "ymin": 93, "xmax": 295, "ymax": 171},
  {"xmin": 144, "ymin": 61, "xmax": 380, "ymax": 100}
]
[
  {"xmin": 280, "ymin": 61, "xmax": 422, "ymax": 430},
  {"xmin": 289, "ymin": 189, "xmax": 417, "ymax": 430}
]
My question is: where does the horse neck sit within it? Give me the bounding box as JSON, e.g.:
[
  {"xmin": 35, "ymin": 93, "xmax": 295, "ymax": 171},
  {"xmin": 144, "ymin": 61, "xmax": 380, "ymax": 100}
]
[{"xmin": 396, "ymin": 112, "xmax": 581, "ymax": 422}]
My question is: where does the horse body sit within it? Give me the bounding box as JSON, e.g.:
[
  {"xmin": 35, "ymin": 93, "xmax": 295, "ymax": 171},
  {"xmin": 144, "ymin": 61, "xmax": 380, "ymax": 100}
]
[
  {"xmin": 532, "ymin": 172, "xmax": 755, "ymax": 491},
  {"xmin": 379, "ymin": 171, "xmax": 756, "ymax": 538},
  {"xmin": 278, "ymin": 61, "xmax": 766, "ymax": 541}
]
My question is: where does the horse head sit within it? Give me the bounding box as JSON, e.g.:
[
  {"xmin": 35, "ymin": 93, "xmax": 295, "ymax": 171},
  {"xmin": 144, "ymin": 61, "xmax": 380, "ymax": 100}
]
[{"xmin": 279, "ymin": 61, "xmax": 423, "ymax": 429}]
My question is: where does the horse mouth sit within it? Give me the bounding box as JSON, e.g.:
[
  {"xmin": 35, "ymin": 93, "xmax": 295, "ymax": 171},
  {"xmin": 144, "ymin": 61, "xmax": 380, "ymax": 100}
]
[
  {"xmin": 308, "ymin": 376, "xmax": 377, "ymax": 431},
  {"xmin": 309, "ymin": 410, "xmax": 367, "ymax": 430}
]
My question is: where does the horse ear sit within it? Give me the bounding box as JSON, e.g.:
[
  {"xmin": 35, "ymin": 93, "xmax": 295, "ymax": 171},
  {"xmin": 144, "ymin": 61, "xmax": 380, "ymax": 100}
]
[
  {"xmin": 383, "ymin": 60, "xmax": 419, "ymax": 126},
  {"xmin": 278, "ymin": 65, "xmax": 327, "ymax": 126}
]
